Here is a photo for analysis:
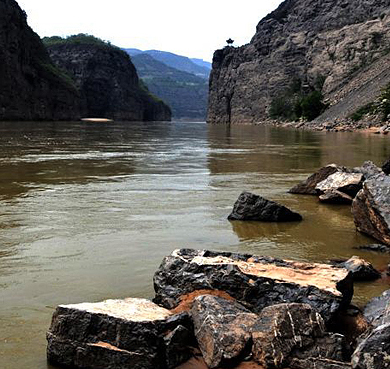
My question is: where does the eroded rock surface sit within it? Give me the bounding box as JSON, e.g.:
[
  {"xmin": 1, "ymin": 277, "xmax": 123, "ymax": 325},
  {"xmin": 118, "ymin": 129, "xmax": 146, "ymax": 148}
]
[
  {"xmin": 352, "ymin": 174, "xmax": 390, "ymax": 245},
  {"xmin": 47, "ymin": 298, "xmax": 192, "ymax": 369},
  {"xmin": 363, "ymin": 289, "xmax": 390, "ymax": 329},
  {"xmin": 251, "ymin": 303, "xmax": 349, "ymax": 368},
  {"xmin": 191, "ymin": 295, "xmax": 258, "ymax": 368},
  {"xmin": 228, "ymin": 192, "xmax": 302, "ymax": 222},
  {"xmin": 319, "ymin": 190, "xmax": 354, "ymax": 204},
  {"xmin": 316, "ymin": 172, "xmax": 363, "ymax": 198},
  {"xmin": 289, "ymin": 165, "xmax": 341, "ymax": 195},
  {"xmin": 153, "ymin": 249, "xmax": 353, "ymax": 324}
]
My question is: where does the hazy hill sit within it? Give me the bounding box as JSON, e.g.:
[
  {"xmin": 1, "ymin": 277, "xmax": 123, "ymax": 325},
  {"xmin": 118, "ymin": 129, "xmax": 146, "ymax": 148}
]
[
  {"xmin": 124, "ymin": 48, "xmax": 210, "ymax": 79},
  {"xmin": 131, "ymin": 53, "xmax": 208, "ymax": 119}
]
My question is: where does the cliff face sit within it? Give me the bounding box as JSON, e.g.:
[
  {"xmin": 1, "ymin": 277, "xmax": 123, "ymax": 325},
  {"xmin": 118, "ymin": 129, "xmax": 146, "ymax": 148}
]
[
  {"xmin": 47, "ymin": 42, "xmax": 171, "ymax": 121},
  {"xmin": 0, "ymin": 0, "xmax": 81, "ymax": 120},
  {"xmin": 207, "ymin": 0, "xmax": 390, "ymax": 124}
]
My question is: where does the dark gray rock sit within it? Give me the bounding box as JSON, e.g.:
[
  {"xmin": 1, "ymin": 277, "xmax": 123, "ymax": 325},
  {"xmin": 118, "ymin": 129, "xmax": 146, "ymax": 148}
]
[
  {"xmin": 228, "ymin": 191, "xmax": 302, "ymax": 222},
  {"xmin": 363, "ymin": 289, "xmax": 390, "ymax": 329},
  {"xmin": 153, "ymin": 249, "xmax": 353, "ymax": 324},
  {"xmin": 289, "ymin": 165, "xmax": 341, "ymax": 195},
  {"xmin": 47, "ymin": 298, "xmax": 192, "ymax": 369},
  {"xmin": 354, "ymin": 244, "xmax": 390, "ymax": 253},
  {"xmin": 316, "ymin": 172, "xmax": 363, "ymax": 198},
  {"xmin": 353, "ymin": 161, "xmax": 383, "ymax": 180},
  {"xmin": 251, "ymin": 303, "xmax": 349, "ymax": 368},
  {"xmin": 319, "ymin": 190, "xmax": 354, "ymax": 204},
  {"xmin": 352, "ymin": 174, "xmax": 390, "ymax": 245},
  {"xmin": 164, "ymin": 325, "xmax": 194, "ymax": 369},
  {"xmin": 332, "ymin": 256, "xmax": 381, "ymax": 282},
  {"xmin": 191, "ymin": 295, "xmax": 258, "ymax": 368},
  {"xmin": 382, "ymin": 158, "xmax": 390, "ymax": 175},
  {"xmin": 351, "ymin": 323, "xmax": 390, "ymax": 369}
]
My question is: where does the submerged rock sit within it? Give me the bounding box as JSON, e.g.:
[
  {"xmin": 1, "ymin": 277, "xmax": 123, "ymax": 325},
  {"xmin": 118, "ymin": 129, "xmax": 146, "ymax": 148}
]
[
  {"xmin": 354, "ymin": 244, "xmax": 390, "ymax": 253},
  {"xmin": 289, "ymin": 165, "xmax": 341, "ymax": 195},
  {"xmin": 352, "ymin": 174, "xmax": 390, "ymax": 245},
  {"xmin": 316, "ymin": 172, "xmax": 363, "ymax": 198},
  {"xmin": 252, "ymin": 303, "xmax": 349, "ymax": 368},
  {"xmin": 191, "ymin": 295, "xmax": 258, "ymax": 368},
  {"xmin": 228, "ymin": 191, "xmax": 302, "ymax": 222},
  {"xmin": 153, "ymin": 249, "xmax": 353, "ymax": 324},
  {"xmin": 47, "ymin": 298, "xmax": 193, "ymax": 369}
]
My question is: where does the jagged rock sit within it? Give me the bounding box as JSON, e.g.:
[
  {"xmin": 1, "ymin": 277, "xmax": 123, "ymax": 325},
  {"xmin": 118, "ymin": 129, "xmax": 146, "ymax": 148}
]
[
  {"xmin": 388, "ymin": 264, "xmax": 390, "ymax": 276},
  {"xmin": 332, "ymin": 256, "xmax": 381, "ymax": 281},
  {"xmin": 288, "ymin": 165, "xmax": 340, "ymax": 195},
  {"xmin": 382, "ymin": 158, "xmax": 390, "ymax": 175},
  {"xmin": 354, "ymin": 244, "xmax": 390, "ymax": 253},
  {"xmin": 353, "ymin": 161, "xmax": 383, "ymax": 180},
  {"xmin": 47, "ymin": 298, "xmax": 193, "ymax": 369},
  {"xmin": 352, "ymin": 174, "xmax": 390, "ymax": 245},
  {"xmin": 316, "ymin": 172, "xmax": 363, "ymax": 198},
  {"xmin": 351, "ymin": 323, "xmax": 390, "ymax": 369},
  {"xmin": 363, "ymin": 289, "xmax": 390, "ymax": 328},
  {"xmin": 251, "ymin": 303, "xmax": 349, "ymax": 368},
  {"xmin": 153, "ymin": 249, "xmax": 353, "ymax": 324},
  {"xmin": 290, "ymin": 358, "xmax": 352, "ymax": 369},
  {"xmin": 228, "ymin": 192, "xmax": 302, "ymax": 222},
  {"xmin": 191, "ymin": 295, "xmax": 258, "ymax": 368},
  {"xmin": 319, "ymin": 190, "xmax": 354, "ymax": 204}
]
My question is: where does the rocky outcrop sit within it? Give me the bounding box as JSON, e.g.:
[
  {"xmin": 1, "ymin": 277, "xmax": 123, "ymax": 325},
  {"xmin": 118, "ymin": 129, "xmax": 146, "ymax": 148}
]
[
  {"xmin": 352, "ymin": 174, "xmax": 390, "ymax": 245},
  {"xmin": 319, "ymin": 190, "xmax": 354, "ymax": 204},
  {"xmin": 382, "ymin": 158, "xmax": 390, "ymax": 175},
  {"xmin": 191, "ymin": 295, "xmax": 258, "ymax": 368},
  {"xmin": 289, "ymin": 165, "xmax": 341, "ymax": 195},
  {"xmin": 46, "ymin": 37, "xmax": 171, "ymax": 121},
  {"xmin": 46, "ymin": 298, "xmax": 193, "ymax": 369},
  {"xmin": 252, "ymin": 303, "xmax": 349, "ymax": 368},
  {"xmin": 316, "ymin": 172, "xmax": 363, "ymax": 198},
  {"xmin": 207, "ymin": 0, "xmax": 390, "ymax": 125},
  {"xmin": 228, "ymin": 191, "xmax": 302, "ymax": 221},
  {"xmin": 0, "ymin": 0, "xmax": 81, "ymax": 120},
  {"xmin": 153, "ymin": 249, "xmax": 353, "ymax": 324}
]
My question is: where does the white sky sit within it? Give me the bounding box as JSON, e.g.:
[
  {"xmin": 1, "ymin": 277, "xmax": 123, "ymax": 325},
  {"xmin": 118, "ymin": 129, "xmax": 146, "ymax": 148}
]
[{"xmin": 16, "ymin": 0, "xmax": 283, "ymax": 62}]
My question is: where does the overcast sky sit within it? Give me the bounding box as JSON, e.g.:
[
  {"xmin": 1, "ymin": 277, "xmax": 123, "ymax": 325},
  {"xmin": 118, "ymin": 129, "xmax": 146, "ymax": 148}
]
[{"xmin": 17, "ymin": 0, "xmax": 283, "ymax": 62}]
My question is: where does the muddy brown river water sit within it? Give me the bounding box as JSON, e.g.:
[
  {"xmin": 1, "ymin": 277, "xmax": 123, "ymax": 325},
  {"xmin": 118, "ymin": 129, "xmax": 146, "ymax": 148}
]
[{"xmin": 0, "ymin": 121, "xmax": 389, "ymax": 369}]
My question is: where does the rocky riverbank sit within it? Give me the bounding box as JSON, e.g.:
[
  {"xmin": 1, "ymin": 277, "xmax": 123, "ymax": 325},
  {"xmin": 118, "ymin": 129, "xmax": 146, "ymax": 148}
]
[{"xmin": 47, "ymin": 246, "xmax": 389, "ymax": 369}]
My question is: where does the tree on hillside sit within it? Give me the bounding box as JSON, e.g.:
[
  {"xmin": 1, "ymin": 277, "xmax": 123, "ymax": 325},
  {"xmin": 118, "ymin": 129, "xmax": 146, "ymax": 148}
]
[{"xmin": 226, "ymin": 38, "xmax": 234, "ymax": 46}]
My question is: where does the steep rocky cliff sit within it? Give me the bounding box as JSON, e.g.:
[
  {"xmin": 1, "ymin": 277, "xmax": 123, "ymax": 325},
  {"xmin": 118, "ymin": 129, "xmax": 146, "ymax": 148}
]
[
  {"xmin": 207, "ymin": 0, "xmax": 390, "ymax": 125},
  {"xmin": 46, "ymin": 37, "xmax": 171, "ymax": 121},
  {"xmin": 0, "ymin": 0, "xmax": 81, "ymax": 120}
]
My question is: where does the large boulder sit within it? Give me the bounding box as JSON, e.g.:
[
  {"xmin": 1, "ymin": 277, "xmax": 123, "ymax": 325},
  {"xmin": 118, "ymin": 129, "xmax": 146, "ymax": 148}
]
[
  {"xmin": 363, "ymin": 289, "xmax": 390, "ymax": 329},
  {"xmin": 228, "ymin": 192, "xmax": 302, "ymax": 222},
  {"xmin": 153, "ymin": 249, "xmax": 353, "ymax": 324},
  {"xmin": 382, "ymin": 158, "xmax": 390, "ymax": 175},
  {"xmin": 351, "ymin": 323, "xmax": 390, "ymax": 369},
  {"xmin": 316, "ymin": 172, "xmax": 363, "ymax": 198},
  {"xmin": 47, "ymin": 298, "xmax": 193, "ymax": 369},
  {"xmin": 353, "ymin": 161, "xmax": 383, "ymax": 180},
  {"xmin": 252, "ymin": 303, "xmax": 349, "ymax": 368},
  {"xmin": 191, "ymin": 295, "xmax": 258, "ymax": 368},
  {"xmin": 352, "ymin": 290, "xmax": 390, "ymax": 369},
  {"xmin": 289, "ymin": 165, "xmax": 341, "ymax": 195},
  {"xmin": 352, "ymin": 174, "xmax": 390, "ymax": 246}
]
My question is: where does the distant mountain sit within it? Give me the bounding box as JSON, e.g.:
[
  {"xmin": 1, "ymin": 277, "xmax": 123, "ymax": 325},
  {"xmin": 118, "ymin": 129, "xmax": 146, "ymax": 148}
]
[
  {"xmin": 124, "ymin": 48, "xmax": 210, "ymax": 79},
  {"xmin": 130, "ymin": 53, "xmax": 208, "ymax": 119},
  {"xmin": 190, "ymin": 58, "xmax": 212, "ymax": 70}
]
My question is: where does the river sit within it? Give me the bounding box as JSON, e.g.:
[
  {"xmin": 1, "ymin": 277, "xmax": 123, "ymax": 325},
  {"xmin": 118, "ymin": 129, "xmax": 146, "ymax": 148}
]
[{"xmin": 0, "ymin": 120, "xmax": 389, "ymax": 369}]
